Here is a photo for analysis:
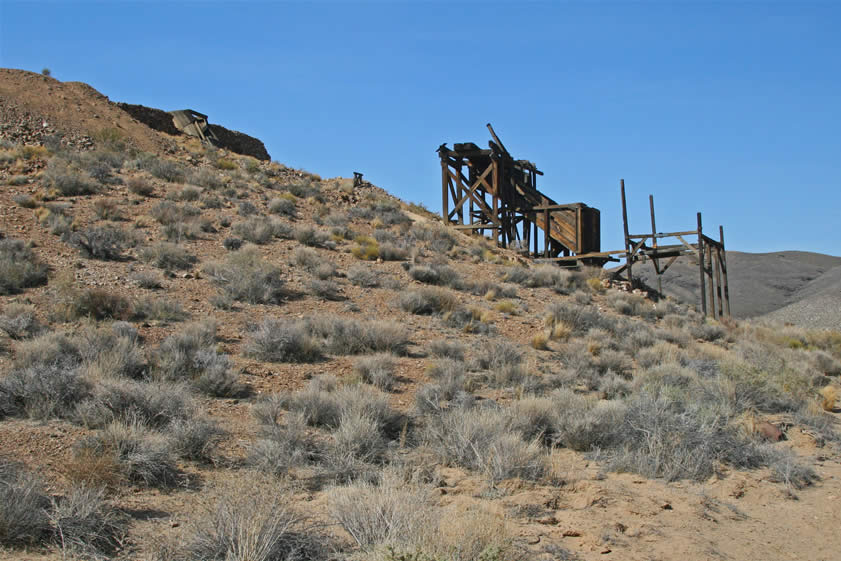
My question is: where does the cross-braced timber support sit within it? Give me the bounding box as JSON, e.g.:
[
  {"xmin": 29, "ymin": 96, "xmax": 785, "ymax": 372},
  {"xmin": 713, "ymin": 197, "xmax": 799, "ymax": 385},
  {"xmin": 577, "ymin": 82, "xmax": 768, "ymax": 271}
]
[
  {"xmin": 438, "ymin": 124, "xmax": 601, "ymax": 263},
  {"xmin": 614, "ymin": 179, "xmax": 731, "ymax": 318}
]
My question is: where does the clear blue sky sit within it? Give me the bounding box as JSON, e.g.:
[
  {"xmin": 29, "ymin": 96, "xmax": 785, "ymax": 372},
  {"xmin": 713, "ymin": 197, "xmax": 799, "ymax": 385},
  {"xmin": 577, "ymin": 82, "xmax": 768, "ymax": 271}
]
[{"xmin": 2, "ymin": 1, "xmax": 839, "ymax": 256}]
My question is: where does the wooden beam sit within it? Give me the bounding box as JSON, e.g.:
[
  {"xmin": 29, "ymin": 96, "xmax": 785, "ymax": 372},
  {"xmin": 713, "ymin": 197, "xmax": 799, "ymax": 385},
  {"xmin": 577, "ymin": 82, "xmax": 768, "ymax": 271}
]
[
  {"xmin": 621, "ymin": 179, "xmax": 633, "ymax": 287},
  {"xmin": 719, "ymin": 225, "xmax": 731, "ymax": 316},
  {"xmin": 697, "ymin": 212, "xmax": 707, "ymax": 316}
]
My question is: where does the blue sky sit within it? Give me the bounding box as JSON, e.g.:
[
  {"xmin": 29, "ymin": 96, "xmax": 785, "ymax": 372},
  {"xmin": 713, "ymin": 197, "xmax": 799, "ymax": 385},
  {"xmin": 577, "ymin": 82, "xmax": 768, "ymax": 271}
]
[{"xmin": 1, "ymin": 1, "xmax": 839, "ymax": 256}]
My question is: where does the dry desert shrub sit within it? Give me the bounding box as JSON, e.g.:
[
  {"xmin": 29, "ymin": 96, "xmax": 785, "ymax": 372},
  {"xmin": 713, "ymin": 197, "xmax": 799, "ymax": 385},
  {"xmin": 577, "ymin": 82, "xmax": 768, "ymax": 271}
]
[
  {"xmin": 0, "ymin": 238, "xmax": 49, "ymax": 295},
  {"xmin": 819, "ymin": 385, "xmax": 838, "ymax": 411},
  {"xmin": 141, "ymin": 241, "xmax": 197, "ymax": 270},
  {"xmin": 0, "ymin": 303, "xmax": 43, "ymax": 339},
  {"xmin": 409, "ymin": 263, "xmax": 462, "ymax": 289},
  {"xmin": 244, "ymin": 318, "xmax": 322, "ymax": 363},
  {"xmin": 422, "ymin": 405, "xmax": 545, "ymax": 483},
  {"xmin": 178, "ymin": 475, "xmax": 325, "ymax": 561},
  {"xmin": 49, "ymin": 485, "xmax": 127, "ymax": 558},
  {"xmin": 328, "ymin": 468, "xmax": 437, "ymax": 549},
  {"xmin": 0, "ymin": 456, "xmax": 50, "ymax": 546},
  {"xmin": 203, "ymin": 246, "xmax": 287, "ymax": 305},
  {"xmin": 399, "ymin": 287, "xmax": 459, "ymax": 315},
  {"xmin": 306, "ymin": 316, "xmax": 410, "ymax": 356},
  {"xmin": 353, "ymin": 354, "xmax": 398, "ymax": 391},
  {"xmin": 347, "ymin": 264, "xmax": 380, "ymax": 287}
]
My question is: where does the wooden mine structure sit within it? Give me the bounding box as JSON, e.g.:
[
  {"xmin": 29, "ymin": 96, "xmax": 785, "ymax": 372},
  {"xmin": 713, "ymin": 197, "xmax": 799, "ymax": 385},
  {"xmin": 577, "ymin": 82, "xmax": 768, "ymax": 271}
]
[
  {"xmin": 615, "ymin": 179, "xmax": 731, "ymax": 318},
  {"xmin": 436, "ymin": 125, "xmax": 731, "ymax": 318},
  {"xmin": 438, "ymin": 124, "xmax": 601, "ymax": 261}
]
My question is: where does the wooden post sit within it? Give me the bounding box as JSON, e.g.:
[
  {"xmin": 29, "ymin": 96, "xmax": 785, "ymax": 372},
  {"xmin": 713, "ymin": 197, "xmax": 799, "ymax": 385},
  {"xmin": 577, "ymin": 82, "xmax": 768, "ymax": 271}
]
[
  {"xmin": 697, "ymin": 212, "xmax": 707, "ymax": 316},
  {"xmin": 455, "ymin": 161, "xmax": 464, "ymax": 225},
  {"xmin": 441, "ymin": 158, "xmax": 448, "ymax": 222},
  {"xmin": 533, "ymin": 217, "xmax": 539, "ymax": 257},
  {"xmin": 620, "ymin": 179, "xmax": 633, "ymax": 286},
  {"xmin": 719, "ymin": 225, "xmax": 731, "ymax": 316},
  {"xmin": 492, "ymin": 160, "xmax": 500, "ymax": 246},
  {"xmin": 543, "ymin": 208, "xmax": 550, "ymax": 258},
  {"xmin": 705, "ymin": 240, "xmax": 715, "ymax": 319},
  {"xmin": 714, "ymin": 246, "xmax": 723, "ymax": 318},
  {"xmin": 649, "ymin": 194, "xmax": 662, "ymax": 297}
]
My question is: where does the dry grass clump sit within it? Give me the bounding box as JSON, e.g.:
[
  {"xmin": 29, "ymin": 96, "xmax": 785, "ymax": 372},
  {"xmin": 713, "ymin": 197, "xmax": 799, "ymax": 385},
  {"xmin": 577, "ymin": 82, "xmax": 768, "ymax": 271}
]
[
  {"xmin": 398, "ymin": 287, "xmax": 459, "ymax": 315},
  {"xmin": 73, "ymin": 421, "xmax": 180, "ymax": 487},
  {"xmin": 293, "ymin": 224, "xmax": 331, "ymax": 248},
  {"xmin": 127, "ymin": 176, "xmax": 154, "ymax": 196},
  {"xmin": 68, "ymin": 225, "xmax": 132, "ymax": 260},
  {"xmin": 415, "ymin": 359, "xmax": 470, "ymax": 414},
  {"xmin": 140, "ymin": 242, "xmax": 197, "ymax": 270},
  {"xmin": 422, "ymin": 406, "xmax": 545, "ymax": 483},
  {"xmin": 77, "ymin": 379, "xmax": 192, "ymax": 429},
  {"xmin": 132, "ymin": 295, "xmax": 189, "ymax": 323},
  {"xmin": 0, "ymin": 303, "xmax": 43, "ymax": 339},
  {"xmin": 819, "ymin": 385, "xmax": 838, "ymax": 411},
  {"xmin": 232, "ymin": 216, "xmax": 289, "ymax": 244},
  {"xmin": 174, "ymin": 475, "xmax": 324, "ymax": 561},
  {"xmin": 0, "ymin": 456, "xmax": 50, "ymax": 546},
  {"xmin": 428, "ymin": 339, "xmax": 466, "ymax": 361},
  {"xmin": 328, "ymin": 469, "xmax": 437, "ymax": 549},
  {"xmin": 353, "ymin": 354, "xmax": 398, "ymax": 391},
  {"xmin": 48, "ymin": 485, "xmax": 127, "ymax": 558},
  {"xmin": 409, "ymin": 222, "xmax": 457, "ymax": 253},
  {"xmin": 0, "ymin": 238, "xmax": 49, "ymax": 295},
  {"xmin": 203, "ymin": 246, "xmax": 287, "ymax": 305},
  {"xmin": 408, "ymin": 263, "xmax": 462, "ymax": 288},
  {"xmin": 351, "ymin": 235, "xmax": 381, "ymax": 260},
  {"xmin": 347, "ymin": 264, "xmax": 380, "ymax": 287},
  {"xmin": 250, "ymin": 381, "xmax": 403, "ymax": 482},
  {"xmin": 530, "ymin": 332, "xmax": 549, "ymax": 350},
  {"xmin": 244, "ymin": 318, "xmax": 322, "ymax": 363},
  {"xmin": 153, "ymin": 321, "xmax": 240, "ymax": 395},
  {"xmin": 268, "ymin": 196, "xmax": 297, "ymax": 217},
  {"xmin": 0, "ymin": 361, "xmax": 90, "ymax": 420},
  {"xmin": 43, "ymin": 157, "xmax": 97, "ymax": 195},
  {"xmin": 51, "ymin": 280, "xmax": 133, "ymax": 322},
  {"xmin": 307, "ymin": 316, "xmax": 410, "ymax": 356}
]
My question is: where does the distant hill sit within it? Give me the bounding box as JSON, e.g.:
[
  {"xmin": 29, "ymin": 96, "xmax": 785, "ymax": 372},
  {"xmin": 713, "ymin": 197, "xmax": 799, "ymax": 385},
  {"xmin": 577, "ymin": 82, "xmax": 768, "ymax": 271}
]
[{"xmin": 628, "ymin": 250, "xmax": 841, "ymax": 329}]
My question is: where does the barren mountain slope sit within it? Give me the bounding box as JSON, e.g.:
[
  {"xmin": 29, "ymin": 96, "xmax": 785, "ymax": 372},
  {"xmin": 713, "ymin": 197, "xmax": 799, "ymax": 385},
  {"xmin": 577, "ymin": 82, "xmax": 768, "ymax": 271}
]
[
  {"xmin": 629, "ymin": 250, "xmax": 841, "ymax": 320},
  {"xmin": 1, "ymin": 74, "xmax": 841, "ymax": 561}
]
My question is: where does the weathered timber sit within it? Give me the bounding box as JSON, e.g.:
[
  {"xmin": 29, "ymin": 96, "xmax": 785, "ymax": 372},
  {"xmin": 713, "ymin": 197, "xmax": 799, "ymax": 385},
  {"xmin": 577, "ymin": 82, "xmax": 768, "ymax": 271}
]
[{"xmin": 439, "ymin": 125, "xmax": 600, "ymax": 258}]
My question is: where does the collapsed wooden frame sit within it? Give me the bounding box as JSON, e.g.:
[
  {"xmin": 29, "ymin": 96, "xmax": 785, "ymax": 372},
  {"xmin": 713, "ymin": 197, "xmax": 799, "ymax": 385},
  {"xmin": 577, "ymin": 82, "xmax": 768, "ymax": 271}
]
[
  {"xmin": 436, "ymin": 126, "xmax": 731, "ymax": 317},
  {"xmin": 438, "ymin": 124, "xmax": 601, "ymax": 260},
  {"xmin": 613, "ymin": 179, "xmax": 731, "ymax": 318}
]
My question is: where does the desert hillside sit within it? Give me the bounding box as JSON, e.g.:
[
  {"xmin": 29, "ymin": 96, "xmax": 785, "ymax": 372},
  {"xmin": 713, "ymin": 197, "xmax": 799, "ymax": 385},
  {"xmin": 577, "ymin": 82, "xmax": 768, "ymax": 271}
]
[
  {"xmin": 628, "ymin": 250, "xmax": 841, "ymax": 330},
  {"xmin": 1, "ymin": 69, "xmax": 841, "ymax": 561}
]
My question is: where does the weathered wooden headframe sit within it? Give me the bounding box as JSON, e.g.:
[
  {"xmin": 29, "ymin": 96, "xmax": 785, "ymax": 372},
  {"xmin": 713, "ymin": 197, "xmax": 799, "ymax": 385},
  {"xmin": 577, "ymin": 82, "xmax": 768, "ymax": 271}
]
[
  {"xmin": 615, "ymin": 179, "xmax": 731, "ymax": 318},
  {"xmin": 438, "ymin": 124, "xmax": 600, "ymax": 260}
]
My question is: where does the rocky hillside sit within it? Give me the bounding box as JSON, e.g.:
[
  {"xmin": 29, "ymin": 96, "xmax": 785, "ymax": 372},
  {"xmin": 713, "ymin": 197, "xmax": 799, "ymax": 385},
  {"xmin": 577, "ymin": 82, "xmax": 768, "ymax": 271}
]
[{"xmin": 1, "ymin": 70, "xmax": 841, "ymax": 561}]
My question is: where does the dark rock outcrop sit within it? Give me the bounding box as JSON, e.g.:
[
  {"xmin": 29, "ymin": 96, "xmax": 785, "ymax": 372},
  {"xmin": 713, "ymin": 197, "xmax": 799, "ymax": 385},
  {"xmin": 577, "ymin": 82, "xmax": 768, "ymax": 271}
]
[{"xmin": 117, "ymin": 102, "xmax": 271, "ymax": 161}]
